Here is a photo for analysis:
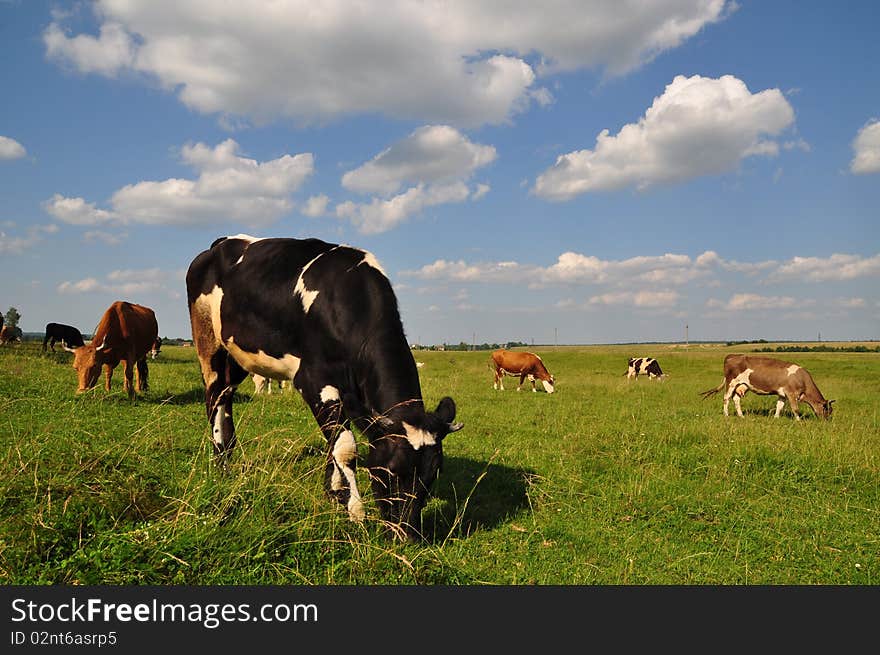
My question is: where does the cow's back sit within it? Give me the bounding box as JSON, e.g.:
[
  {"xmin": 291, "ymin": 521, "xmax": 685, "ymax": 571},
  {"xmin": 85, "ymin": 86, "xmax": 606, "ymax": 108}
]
[{"xmin": 97, "ymin": 301, "xmax": 158, "ymax": 357}]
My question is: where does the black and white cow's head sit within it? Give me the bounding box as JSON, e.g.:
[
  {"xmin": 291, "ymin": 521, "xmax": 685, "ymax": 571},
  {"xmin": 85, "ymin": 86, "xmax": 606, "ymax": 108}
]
[{"xmin": 358, "ymin": 396, "xmax": 462, "ymax": 541}]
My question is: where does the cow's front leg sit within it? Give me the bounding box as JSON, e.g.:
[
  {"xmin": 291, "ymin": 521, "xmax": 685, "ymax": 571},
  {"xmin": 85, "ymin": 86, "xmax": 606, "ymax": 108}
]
[
  {"xmin": 201, "ymin": 351, "xmax": 247, "ymax": 459},
  {"xmin": 787, "ymin": 392, "xmax": 801, "ymax": 421},
  {"xmin": 306, "ymin": 384, "xmax": 365, "ymax": 523},
  {"xmin": 518, "ymin": 373, "xmax": 526, "ymax": 391},
  {"xmin": 104, "ymin": 363, "xmax": 114, "ymax": 392}
]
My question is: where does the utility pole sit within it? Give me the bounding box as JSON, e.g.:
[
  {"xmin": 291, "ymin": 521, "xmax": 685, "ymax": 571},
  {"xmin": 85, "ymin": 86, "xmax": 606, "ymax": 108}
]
[
  {"xmin": 685, "ymin": 323, "xmax": 689, "ymax": 348},
  {"xmin": 555, "ymin": 327, "xmax": 558, "ymax": 348}
]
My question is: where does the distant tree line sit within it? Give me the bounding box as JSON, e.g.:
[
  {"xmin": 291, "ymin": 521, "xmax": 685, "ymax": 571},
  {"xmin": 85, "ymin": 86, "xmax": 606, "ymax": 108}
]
[
  {"xmin": 755, "ymin": 345, "xmax": 880, "ymax": 353},
  {"xmin": 413, "ymin": 341, "xmax": 529, "ymax": 351}
]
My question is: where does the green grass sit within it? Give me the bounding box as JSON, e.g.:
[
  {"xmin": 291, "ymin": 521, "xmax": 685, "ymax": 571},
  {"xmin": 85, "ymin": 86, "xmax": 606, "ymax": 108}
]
[{"xmin": 1, "ymin": 342, "xmax": 878, "ymax": 584}]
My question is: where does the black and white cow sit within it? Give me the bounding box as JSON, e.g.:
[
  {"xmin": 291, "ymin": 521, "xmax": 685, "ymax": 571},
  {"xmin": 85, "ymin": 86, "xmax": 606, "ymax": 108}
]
[
  {"xmin": 43, "ymin": 322, "xmax": 86, "ymax": 352},
  {"xmin": 186, "ymin": 235, "xmax": 463, "ymax": 541},
  {"xmin": 626, "ymin": 357, "xmax": 665, "ymax": 380}
]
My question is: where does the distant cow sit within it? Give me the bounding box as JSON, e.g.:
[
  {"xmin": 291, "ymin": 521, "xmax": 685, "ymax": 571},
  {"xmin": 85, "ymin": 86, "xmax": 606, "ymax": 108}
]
[
  {"xmin": 626, "ymin": 357, "xmax": 664, "ymax": 380},
  {"xmin": 149, "ymin": 336, "xmax": 162, "ymax": 359},
  {"xmin": 69, "ymin": 301, "xmax": 159, "ymax": 397},
  {"xmin": 0, "ymin": 325, "xmax": 22, "ymax": 344},
  {"xmin": 491, "ymin": 349, "xmax": 555, "ymax": 393},
  {"xmin": 252, "ymin": 373, "xmax": 289, "ymax": 394},
  {"xmin": 186, "ymin": 235, "xmax": 463, "ymax": 541},
  {"xmin": 43, "ymin": 322, "xmax": 85, "ymax": 352},
  {"xmin": 700, "ymin": 354, "xmax": 834, "ymax": 420}
]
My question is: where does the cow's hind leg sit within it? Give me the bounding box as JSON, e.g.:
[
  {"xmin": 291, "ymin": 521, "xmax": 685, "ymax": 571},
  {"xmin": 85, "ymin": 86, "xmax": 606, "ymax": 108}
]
[
  {"xmin": 304, "ymin": 382, "xmax": 365, "ymax": 522},
  {"xmin": 136, "ymin": 357, "xmax": 149, "ymax": 392},
  {"xmin": 122, "ymin": 359, "xmax": 135, "ymax": 398}
]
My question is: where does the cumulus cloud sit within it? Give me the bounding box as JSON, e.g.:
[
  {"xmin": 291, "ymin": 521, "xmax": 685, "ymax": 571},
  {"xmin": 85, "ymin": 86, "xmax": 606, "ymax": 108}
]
[
  {"xmin": 533, "ymin": 74, "xmax": 796, "ymax": 200},
  {"xmin": 768, "ymin": 253, "xmax": 880, "ymax": 282},
  {"xmin": 342, "ymin": 125, "xmax": 496, "ymax": 195},
  {"xmin": 57, "ymin": 267, "xmax": 179, "ymax": 297},
  {"xmin": 336, "ymin": 182, "xmax": 471, "ymax": 235},
  {"xmin": 0, "ymin": 224, "xmax": 58, "ymax": 254},
  {"xmin": 715, "ymin": 293, "xmax": 801, "ymax": 311},
  {"xmin": 589, "ymin": 290, "xmax": 679, "ymax": 308},
  {"xmin": 301, "ymin": 194, "xmax": 330, "ymax": 217},
  {"xmin": 42, "ymin": 1, "xmax": 731, "ymax": 128},
  {"xmin": 0, "ymin": 136, "xmax": 27, "ymax": 160},
  {"xmin": 44, "ymin": 139, "xmax": 313, "ymax": 227},
  {"xmin": 335, "ymin": 126, "xmax": 495, "ymax": 233},
  {"xmin": 850, "ymin": 119, "xmax": 880, "ymax": 174}
]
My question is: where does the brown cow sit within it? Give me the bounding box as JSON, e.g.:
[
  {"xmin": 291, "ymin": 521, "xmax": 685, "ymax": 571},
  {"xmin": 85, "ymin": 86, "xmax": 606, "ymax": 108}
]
[
  {"xmin": 491, "ymin": 349, "xmax": 555, "ymax": 393},
  {"xmin": 700, "ymin": 353, "xmax": 834, "ymax": 420},
  {"xmin": 68, "ymin": 301, "xmax": 158, "ymax": 397},
  {"xmin": 0, "ymin": 324, "xmax": 22, "ymax": 344}
]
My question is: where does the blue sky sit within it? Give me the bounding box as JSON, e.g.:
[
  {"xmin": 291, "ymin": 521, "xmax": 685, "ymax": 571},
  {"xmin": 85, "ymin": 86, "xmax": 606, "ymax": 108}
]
[{"xmin": 1, "ymin": 0, "xmax": 878, "ymax": 345}]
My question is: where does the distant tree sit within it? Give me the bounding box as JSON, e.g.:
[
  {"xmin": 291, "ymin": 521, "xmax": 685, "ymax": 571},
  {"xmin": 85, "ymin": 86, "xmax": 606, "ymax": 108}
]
[{"xmin": 4, "ymin": 307, "xmax": 21, "ymax": 329}]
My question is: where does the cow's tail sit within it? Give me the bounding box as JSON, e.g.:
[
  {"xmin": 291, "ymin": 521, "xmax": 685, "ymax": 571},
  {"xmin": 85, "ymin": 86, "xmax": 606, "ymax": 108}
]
[{"xmin": 699, "ymin": 380, "xmax": 725, "ymax": 399}]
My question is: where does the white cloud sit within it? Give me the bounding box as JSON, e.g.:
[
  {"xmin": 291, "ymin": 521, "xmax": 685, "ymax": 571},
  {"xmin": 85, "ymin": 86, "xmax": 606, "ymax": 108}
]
[
  {"xmin": 44, "ymin": 20, "xmax": 135, "ymax": 76},
  {"xmin": 83, "ymin": 230, "xmax": 127, "ymax": 245},
  {"xmin": 302, "ymin": 194, "xmax": 330, "ymax": 217},
  {"xmin": 342, "ymin": 125, "xmax": 496, "ymax": 195},
  {"xmin": 43, "ymin": 1, "xmax": 731, "ymax": 128},
  {"xmin": 335, "ymin": 126, "xmax": 495, "ymax": 233},
  {"xmin": 336, "ymin": 182, "xmax": 470, "ymax": 234},
  {"xmin": 0, "ymin": 136, "xmax": 27, "ymax": 160},
  {"xmin": 533, "ymin": 74, "xmax": 795, "ymax": 200},
  {"xmin": 43, "ymin": 194, "xmax": 116, "ymax": 224},
  {"xmin": 768, "ymin": 253, "xmax": 880, "ymax": 282},
  {"xmin": 838, "ymin": 297, "xmax": 866, "ymax": 308},
  {"xmin": 850, "ymin": 119, "xmax": 880, "ymax": 174},
  {"xmin": 57, "ymin": 267, "xmax": 178, "ymax": 297},
  {"xmin": 44, "ymin": 139, "xmax": 313, "ymax": 227},
  {"xmin": 589, "ymin": 290, "xmax": 679, "ymax": 308},
  {"xmin": 0, "ymin": 224, "xmax": 58, "ymax": 254}
]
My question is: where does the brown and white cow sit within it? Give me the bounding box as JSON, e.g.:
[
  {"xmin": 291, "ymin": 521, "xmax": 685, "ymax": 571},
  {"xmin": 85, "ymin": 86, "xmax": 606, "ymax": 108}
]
[
  {"xmin": 67, "ymin": 301, "xmax": 159, "ymax": 397},
  {"xmin": 491, "ymin": 349, "xmax": 555, "ymax": 393},
  {"xmin": 252, "ymin": 372, "xmax": 289, "ymax": 394},
  {"xmin": 700, "ymin": 354, "xmax": 834, "ymax": 420}
]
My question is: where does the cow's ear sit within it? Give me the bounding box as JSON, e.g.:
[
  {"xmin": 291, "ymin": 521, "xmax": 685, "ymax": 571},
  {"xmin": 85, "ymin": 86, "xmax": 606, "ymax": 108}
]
[{"xmin": 435, "ymin": 396, "xmax": 456, "ymax": 423}]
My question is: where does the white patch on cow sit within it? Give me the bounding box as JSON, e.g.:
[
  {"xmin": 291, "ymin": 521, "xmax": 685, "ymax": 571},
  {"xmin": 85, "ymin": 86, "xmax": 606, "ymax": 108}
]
[
  {"xmin": 332, "ymin": 430, "xmax": 365, "ymax": 522},
  {"xmin": 775, "ymin": 399, "xmax": 786, "ymax": 417},
  {"xmin": 226, "ymin": 233, "xmax": 261, "ymax": 243},
  {"xmin": 786, "ymin": 364, "xmax": 801, "ymax": 376},
  {"xmin": 293, "ymin": 252, "xmax": 324, "ymax": 313},
  {"xmin": 358, "ymin": 250, "xmax": 387, "ymax": 276},
  {"xmin": 234, "ymin": 255, "xmax": 245, "ymax": 266},
  {"xmin": 403, "ymin": 422, "xmax": 436, "ymax": 450},
  {"xmin": 225, "ymin": 337, "xmax": 302, "ymax": 381},
  {"xmin": 542, "ymin": 380, "xmax": 555, "ymax": 393},
  {"xmin": 320, "ymin": 385, "xmax": 340, "ymax": 403},
  {"xmin": 212, "ymin": 406, "xmax": 228, "ymax": 446}
]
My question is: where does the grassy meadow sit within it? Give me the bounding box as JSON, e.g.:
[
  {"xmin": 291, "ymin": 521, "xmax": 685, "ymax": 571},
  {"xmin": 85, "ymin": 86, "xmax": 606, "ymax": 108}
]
[{"xmin": 1, "ymin": 341, "xmax": 878, "ymax": 585}]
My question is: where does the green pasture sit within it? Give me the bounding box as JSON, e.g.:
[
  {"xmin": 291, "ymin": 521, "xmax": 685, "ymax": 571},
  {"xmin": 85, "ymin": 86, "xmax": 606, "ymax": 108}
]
[{"xmin": 1, "ymin": 341, "xmax": 877, "ymax": 584}]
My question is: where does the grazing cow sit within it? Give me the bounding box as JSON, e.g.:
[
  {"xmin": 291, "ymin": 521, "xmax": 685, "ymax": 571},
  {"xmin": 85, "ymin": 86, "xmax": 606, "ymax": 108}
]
[
  {"xmin": 69, "ymin": 301, "xmax": 159, "ymax": 397},
  {"xmin": 626, "ymin": 357, "xmax": 665, "ymax": 380},
  {"xmin": 252, "ymin": 372, "xmax": 288, "ymax": 394},
  {"xmin": 700, "ymin": 354, "xmax": 834, "ymax": 420},
  {"xmin": 0, "ymin": 325, "xmax": 22, "ymax": 344},
  {"xmin": 149, "ymin": 336, "xmax": 162, "ymax": 359},
  {"xmin": 43, "ymin": 322, "xmax": 86, "ymax": 352},
  {"xmin": 186, "ymin": 235, "xmax": 463, "ymax": 541},
  {"xmin": 491, "ymin": 349, "xmax": 555, "ymax": 393}
]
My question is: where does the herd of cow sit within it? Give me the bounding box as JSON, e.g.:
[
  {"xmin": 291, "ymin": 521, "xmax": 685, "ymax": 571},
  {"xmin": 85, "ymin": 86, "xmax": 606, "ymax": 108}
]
[{"xmin": 0, "ymin": 234, "xmax": 836, "ymax": 541}]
